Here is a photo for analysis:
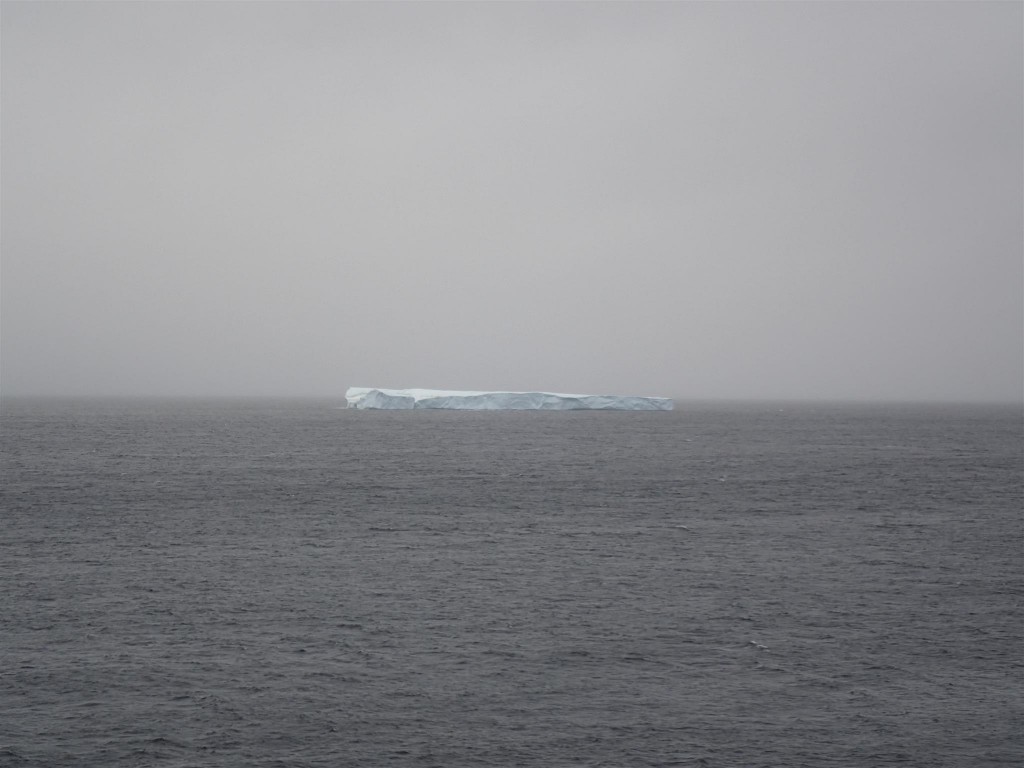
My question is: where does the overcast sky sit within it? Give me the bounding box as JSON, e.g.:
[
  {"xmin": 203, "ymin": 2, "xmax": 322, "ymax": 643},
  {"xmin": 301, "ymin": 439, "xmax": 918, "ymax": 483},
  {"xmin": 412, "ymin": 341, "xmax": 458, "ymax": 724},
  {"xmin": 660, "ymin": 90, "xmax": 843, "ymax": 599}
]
[{"xmin": 2, "ymin": 1, "xmax": 1021, "ymax": 401}]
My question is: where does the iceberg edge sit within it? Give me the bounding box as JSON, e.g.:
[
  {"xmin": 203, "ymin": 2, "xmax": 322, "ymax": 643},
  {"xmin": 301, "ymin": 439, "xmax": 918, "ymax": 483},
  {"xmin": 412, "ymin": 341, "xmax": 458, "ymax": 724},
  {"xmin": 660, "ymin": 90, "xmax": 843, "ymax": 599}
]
[{"xmin": 345, "ymin": 387, "xmax": 673, "ymax": 411}]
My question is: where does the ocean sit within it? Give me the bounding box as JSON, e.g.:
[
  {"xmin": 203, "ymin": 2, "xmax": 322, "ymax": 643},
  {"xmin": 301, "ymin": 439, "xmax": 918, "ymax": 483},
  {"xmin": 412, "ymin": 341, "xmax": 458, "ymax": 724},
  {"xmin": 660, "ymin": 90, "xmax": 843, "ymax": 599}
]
[{"xmin": 1, "ymin": 398, "xmax": 1021, "ymax": 767}]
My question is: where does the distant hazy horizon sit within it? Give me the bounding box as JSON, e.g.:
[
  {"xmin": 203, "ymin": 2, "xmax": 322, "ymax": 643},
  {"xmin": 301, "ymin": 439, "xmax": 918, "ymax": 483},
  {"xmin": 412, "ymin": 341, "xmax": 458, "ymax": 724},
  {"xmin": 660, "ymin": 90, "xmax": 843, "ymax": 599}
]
[
  {"xmin": 3, "ymin": 2, "xmax": 1021, "ymax": 402},
  {"xmin": 2, "ymin": 393, "xmax": 1022, "ymax": 409}
]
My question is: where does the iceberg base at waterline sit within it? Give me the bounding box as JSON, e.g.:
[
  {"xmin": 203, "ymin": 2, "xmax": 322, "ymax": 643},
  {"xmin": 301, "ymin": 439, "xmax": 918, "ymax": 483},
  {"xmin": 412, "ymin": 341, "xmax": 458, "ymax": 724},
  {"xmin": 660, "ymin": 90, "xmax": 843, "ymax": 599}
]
[{"xmin": 345, "ymin": 387, "xmax": 673, "ymax": 411}]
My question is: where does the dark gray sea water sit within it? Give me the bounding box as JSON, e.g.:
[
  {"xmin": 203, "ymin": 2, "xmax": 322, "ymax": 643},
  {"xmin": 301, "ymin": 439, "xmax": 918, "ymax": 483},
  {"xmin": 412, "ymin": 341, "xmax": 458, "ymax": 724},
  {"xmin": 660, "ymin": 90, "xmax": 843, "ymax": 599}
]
[{"xmin": 1, "ymin": 398, "xmax": 1021, "ymax": 767}]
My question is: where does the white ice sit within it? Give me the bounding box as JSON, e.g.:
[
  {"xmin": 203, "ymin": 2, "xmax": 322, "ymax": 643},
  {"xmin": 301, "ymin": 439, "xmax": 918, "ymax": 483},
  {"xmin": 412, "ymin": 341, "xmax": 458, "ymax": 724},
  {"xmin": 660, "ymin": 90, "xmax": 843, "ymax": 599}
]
[{"xmin": 345, "ymin": 387, "xmax": 673, "ymax": 411}]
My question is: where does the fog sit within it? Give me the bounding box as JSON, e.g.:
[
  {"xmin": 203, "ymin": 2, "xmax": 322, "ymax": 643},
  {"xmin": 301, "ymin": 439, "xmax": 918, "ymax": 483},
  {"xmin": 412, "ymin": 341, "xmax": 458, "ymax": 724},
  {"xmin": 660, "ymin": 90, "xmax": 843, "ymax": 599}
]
[{"xmin": 2, "ymin": 2, "xmax": 1021, "ymax": 401}]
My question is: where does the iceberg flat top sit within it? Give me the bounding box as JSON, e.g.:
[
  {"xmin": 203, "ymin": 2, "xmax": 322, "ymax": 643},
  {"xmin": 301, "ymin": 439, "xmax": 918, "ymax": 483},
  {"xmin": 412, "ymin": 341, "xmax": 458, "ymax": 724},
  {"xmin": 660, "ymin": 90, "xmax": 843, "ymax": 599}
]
[{"xmin": 345, "ymin": 387, "xmax": 673, "ymax": 411}]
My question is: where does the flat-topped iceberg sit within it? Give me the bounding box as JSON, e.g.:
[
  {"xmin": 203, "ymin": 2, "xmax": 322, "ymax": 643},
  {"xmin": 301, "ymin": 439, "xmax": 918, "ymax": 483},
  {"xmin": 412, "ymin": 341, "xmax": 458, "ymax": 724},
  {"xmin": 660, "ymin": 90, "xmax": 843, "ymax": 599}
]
[{"xmin": 345, "ymin": 387, "xmax": 673, "ymax": 411}]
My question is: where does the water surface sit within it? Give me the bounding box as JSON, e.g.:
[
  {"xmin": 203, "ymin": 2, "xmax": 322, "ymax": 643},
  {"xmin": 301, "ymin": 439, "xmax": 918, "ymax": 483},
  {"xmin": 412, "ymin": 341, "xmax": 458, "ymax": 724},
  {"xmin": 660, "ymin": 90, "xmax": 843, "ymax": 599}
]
[{"xmin": 2, "ymin": 399, "xmax": 1021, "ymax": 766}]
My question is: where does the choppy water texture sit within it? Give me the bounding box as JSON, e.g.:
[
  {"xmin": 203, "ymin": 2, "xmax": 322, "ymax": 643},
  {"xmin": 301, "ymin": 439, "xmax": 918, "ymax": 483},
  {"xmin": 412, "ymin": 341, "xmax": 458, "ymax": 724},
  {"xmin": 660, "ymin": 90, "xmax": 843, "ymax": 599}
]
[{"xmin": 2, "ymin": 399, "xmax": 1021, "ymax": 767}]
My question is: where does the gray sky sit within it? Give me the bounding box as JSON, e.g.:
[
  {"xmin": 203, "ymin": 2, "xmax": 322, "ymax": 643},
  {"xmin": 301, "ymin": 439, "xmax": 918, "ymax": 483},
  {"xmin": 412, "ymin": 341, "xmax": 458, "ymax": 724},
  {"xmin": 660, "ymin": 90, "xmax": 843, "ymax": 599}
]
[{"xmin": 2, "ymin": 1, "xmax": 1021, "ymax": 401}]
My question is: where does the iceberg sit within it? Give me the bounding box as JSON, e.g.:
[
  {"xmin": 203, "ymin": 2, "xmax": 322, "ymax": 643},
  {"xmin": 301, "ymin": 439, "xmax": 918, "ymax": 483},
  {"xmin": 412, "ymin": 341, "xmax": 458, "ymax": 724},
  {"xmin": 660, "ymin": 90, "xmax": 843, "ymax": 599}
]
[{"xmin": 345, "ymin": 387, "xmax": 673, "ymax": 411}]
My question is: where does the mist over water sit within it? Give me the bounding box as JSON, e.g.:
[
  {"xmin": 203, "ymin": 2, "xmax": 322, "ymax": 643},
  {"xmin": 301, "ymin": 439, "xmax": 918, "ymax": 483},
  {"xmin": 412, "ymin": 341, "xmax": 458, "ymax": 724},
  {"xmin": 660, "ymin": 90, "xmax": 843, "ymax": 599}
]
[
  {"xmin": 2, "ymin": 399, "xmax": 1021, "ymax": 766},
  {"xmin": 3, "ymin": 4, "xmax": 1020, "ymax": 765}
]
